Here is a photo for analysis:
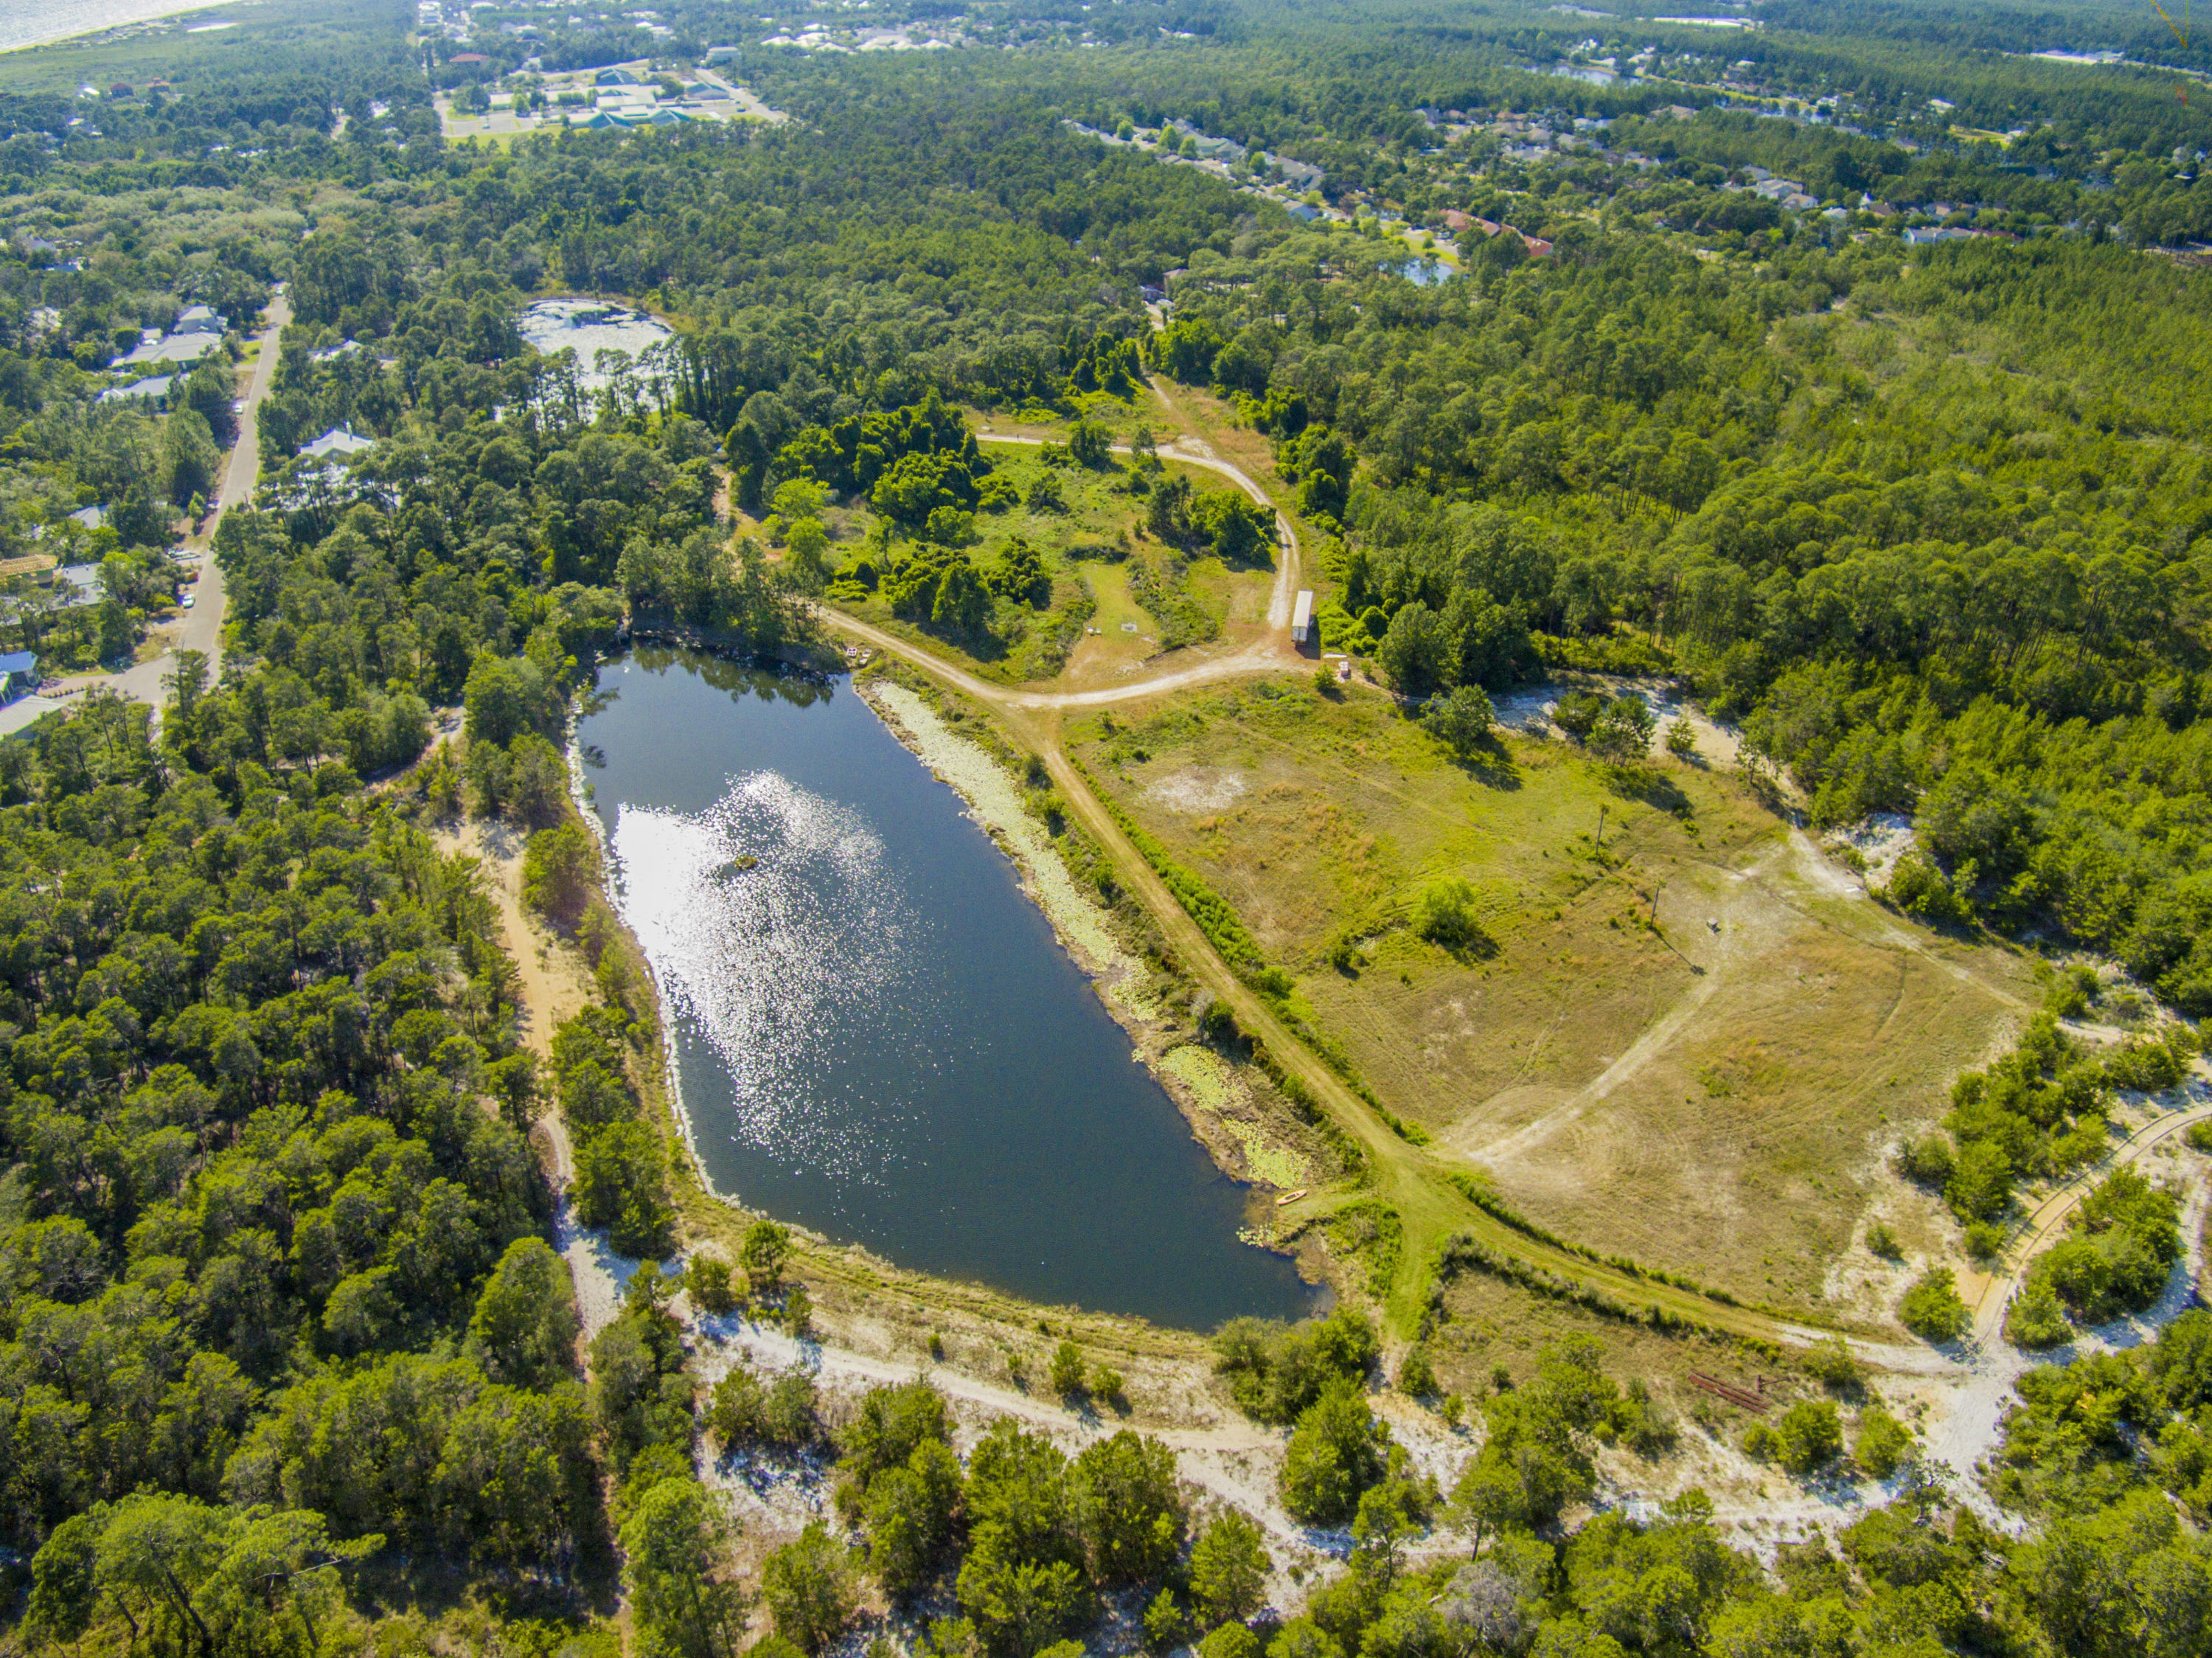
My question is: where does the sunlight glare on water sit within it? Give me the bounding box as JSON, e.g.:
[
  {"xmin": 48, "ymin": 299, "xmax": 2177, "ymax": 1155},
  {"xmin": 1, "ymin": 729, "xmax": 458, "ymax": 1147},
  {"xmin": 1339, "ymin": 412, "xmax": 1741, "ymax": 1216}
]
[
  {"xmin": 582, "ymin": 648, "xmax": 1316, "ymax": 1328},
  {"xmin": 613, "ymin": 772, "xmax": 912, "ymax": 1186}
]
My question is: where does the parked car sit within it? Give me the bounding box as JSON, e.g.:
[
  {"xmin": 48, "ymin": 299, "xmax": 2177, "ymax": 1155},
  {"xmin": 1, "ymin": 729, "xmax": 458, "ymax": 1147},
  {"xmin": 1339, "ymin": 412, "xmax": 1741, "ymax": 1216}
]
[{"xmin": 181, "ymin": 594, "xmax": 195, "ymax": 608}]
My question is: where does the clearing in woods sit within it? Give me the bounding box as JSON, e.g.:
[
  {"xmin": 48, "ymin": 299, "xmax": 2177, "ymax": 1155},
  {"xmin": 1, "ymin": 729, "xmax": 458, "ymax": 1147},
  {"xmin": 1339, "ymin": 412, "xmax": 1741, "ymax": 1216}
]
[
  {"xmin": 1071, "ymin": 678, "xmax": 2040, "ymax": 1311},
  {"xmin": 807, "ymin": 426, "xmax": 1282, "ymax": 690}
]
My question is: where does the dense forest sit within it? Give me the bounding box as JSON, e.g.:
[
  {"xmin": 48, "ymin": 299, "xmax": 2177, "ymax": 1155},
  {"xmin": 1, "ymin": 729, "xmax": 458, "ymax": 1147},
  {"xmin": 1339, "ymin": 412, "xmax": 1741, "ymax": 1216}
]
[{"xmin": 0, "ymin": 0, "xmax": 2210, "ymax": 1651}]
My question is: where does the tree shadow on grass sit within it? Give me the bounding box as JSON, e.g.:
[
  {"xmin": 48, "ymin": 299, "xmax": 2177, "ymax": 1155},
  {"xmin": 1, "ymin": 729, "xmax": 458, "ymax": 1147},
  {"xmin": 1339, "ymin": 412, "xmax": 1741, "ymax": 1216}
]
[
  {"xmin": 1602, "ymin": 761, "xmax": 1689, "ymax": 814},
  {"xmin": 1445, "ymin": 731, "xmax": 1523, "ymax": 791}
]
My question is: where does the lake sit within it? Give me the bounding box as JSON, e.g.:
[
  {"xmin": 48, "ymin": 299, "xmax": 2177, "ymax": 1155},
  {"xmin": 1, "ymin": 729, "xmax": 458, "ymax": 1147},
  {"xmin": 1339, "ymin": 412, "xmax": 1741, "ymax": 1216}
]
[{"xmin": 577, "ymin": 648, "xmax": 1316, "ymax": 1329}]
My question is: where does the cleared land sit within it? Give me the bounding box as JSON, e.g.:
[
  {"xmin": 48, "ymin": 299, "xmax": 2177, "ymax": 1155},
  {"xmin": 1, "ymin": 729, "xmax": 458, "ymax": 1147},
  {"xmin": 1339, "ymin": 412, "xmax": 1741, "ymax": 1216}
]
[
  {"xmin": 816, "ymin": 436, "xmax": 1281, "ymax": 690},
  {"xmin": 1071, "ymin": 679, "xmax": 2039, "ymax": 1310}
]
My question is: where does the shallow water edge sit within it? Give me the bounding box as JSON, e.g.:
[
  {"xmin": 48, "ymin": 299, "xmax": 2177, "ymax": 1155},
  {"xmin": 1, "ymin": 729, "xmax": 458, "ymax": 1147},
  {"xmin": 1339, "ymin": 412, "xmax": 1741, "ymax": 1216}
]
[{"xmin": 852, "ymin": 669, "xmax": 1321, "ymax": 1232}]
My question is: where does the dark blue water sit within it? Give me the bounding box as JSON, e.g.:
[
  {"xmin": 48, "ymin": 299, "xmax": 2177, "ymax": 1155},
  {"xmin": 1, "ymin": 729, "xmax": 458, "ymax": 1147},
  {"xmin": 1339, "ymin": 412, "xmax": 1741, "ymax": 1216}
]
[{"xmin": 577, "ymin": 648, "xmax": 1314, "ymax": 1328}]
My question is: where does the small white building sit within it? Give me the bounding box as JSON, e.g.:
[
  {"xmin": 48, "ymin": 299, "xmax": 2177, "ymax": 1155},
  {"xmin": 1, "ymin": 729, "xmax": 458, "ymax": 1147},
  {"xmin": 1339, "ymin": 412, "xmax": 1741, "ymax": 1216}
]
[
  {"xmin": 301, "ymin": 424, "xmax": 375, "ymax": 462},
  {"xmin": 1291, "ymin": 589, "xmax": 1315, "ymax": 644}
]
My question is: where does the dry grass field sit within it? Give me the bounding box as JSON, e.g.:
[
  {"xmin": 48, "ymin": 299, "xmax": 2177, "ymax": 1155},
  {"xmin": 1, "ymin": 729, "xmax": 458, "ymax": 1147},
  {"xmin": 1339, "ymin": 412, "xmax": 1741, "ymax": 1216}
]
[{"xmin": 1072, "ymin": 678, "xmax": 2041, "ymax": 1311}]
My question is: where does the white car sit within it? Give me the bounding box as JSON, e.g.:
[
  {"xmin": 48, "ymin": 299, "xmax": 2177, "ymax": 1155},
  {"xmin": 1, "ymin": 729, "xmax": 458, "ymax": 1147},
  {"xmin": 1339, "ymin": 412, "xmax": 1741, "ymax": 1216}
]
[{"xmin": 181, "ymin": 594, "xmax": 195, "ymax": 608}]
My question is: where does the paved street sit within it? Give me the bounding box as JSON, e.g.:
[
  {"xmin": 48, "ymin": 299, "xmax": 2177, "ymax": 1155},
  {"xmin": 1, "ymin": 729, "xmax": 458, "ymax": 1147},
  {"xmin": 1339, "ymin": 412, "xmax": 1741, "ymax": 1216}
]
[{"xmin": 50, "ymin": 289, "xmax": 289, "ymax": 714}]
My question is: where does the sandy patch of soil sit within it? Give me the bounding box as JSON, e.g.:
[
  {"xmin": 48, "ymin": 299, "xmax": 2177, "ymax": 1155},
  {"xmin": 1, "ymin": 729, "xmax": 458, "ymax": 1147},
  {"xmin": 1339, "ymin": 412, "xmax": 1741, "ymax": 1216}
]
[
  {"xmin": 1825, "ymin": 813, "xmax": 1916, "ymax": 889},
  {"xmin": 1145, "ymin": 765, "xmax": 1252, "ymax": 814}
]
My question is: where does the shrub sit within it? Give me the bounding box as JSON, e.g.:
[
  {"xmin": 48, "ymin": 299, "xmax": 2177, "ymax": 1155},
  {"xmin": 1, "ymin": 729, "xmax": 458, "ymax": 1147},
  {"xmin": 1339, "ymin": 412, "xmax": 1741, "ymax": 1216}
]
[
  {"xmin": 1945, "ymin": 1140, "xmax": 2013, "ymax": 1222},
  {"xmin": 1190, "ymin": 1510, "xmax": 1270, "ymax": 1625},
  {"xmin": 1964, "ymin": 1221, "xmax": 2006, "ymax": 1265},
  {"xmin": 1865, "ymin": 1222, "xmax": 1902, "ymax": 1259},
  {"xmin": 1552, "ymin": 690, "xmax": 1604, "ymax": 738},
  {"xmin": 1145, "ymin": 1588, "xmax": 1191, "ymax": 1650},
  {"xmin": 1883, "ymin": 850, "xmax": 1972, "ymax": 926},
  {"xmin": 2005, "ymin": 1276, "xmax": 2071, "ymax": 1350},
  {"xmin": 1805, "ymin": 1336, "xmax": 1861, "ymax": 1393},
  {"xmin": 686, "ymin": 1255, "xmax": 738, "ymax": 1316},
  {"xmin": 1200, "ymin": 1624, "xmax": 1264, "ymax": 1658},
  {"xmin": 1397, "ymin": 1345, "xmax": 1439, "ymax": 1399},
  {"xmin": 1422, "ymin": 685, "xmax": 1495, "ymax": 757},
  {"xmin": 1854, "ymin": 1409, "xmax": 1911, "ymax": 1478},
  {"xmin": 742, "ymin": 1219, "xmax": 792, "ymax": 1287},
  {"xmin": 761, "ymin": 1522, "xmax": 858, "ymax": 1653},
  {"xmin": 1586, "ymin": 696, "xmax": 1658, "ymax": 764},
  {"xmin": 1773, "ymin": 1399, "xmax": 1844, "ymax": 1475},
  {"xmin": 1414, "ymin": 879, "xmax": 1485, "ymax": 952},
  {"xmin": 1049, "ymin": 1339, "xmax": 1087, "ymax": 1399},
  {"xmin": 574, "ymin": 1123, "xmax": 675, "ymax": 1259},
  {"xmin": 1899, "ymin": 1269, "xmax": 1970, "ymax": 1342},
  {"xmin": 1280, "ymin": 1380, "xmax": 1388, "ymax": 1525},
  {"xmin": 522, "ymin": 820, "xmax": 597, "ymax": 928},
  {"xmin": 1895, "ymin": 1134, "xmax": 1954, "ymax": 1188},
  {"xmin": 2101, "ymin": 1037, "xmax": 2187, "ymax": 1094},
  {"xmin": 1212, "ymin": 1308, "xmax": 1378, "ymax": 1423}
]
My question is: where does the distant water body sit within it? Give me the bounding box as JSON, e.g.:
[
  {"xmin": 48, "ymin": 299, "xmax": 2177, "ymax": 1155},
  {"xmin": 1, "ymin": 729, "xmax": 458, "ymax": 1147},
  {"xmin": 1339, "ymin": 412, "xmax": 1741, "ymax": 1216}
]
[{"xmin": 1, "ymin": 1, "xmax": 231, "ymax": 57}]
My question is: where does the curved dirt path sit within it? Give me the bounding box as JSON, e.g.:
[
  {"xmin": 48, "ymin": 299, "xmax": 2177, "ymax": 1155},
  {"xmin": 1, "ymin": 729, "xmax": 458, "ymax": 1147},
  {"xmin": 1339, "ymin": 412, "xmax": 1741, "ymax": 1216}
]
[
  {"xmin": 972, "ymin": 429, "xmax": 1306, "ymax": 695},
  {"xmin": 1965, "ymin": 1087, "xmax": 2212, "ymax": 1343},
  {"xmin": 818, "ymin": 608, "xmax": 1826, "ymax": 1352}
]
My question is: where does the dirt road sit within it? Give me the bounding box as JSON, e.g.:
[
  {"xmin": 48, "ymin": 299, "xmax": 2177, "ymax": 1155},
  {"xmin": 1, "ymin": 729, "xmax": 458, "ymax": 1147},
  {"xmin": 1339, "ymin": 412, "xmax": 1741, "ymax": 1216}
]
[{"xmin": 1964, "ymin": 1091, "xmax": 2212, "ymax": 1344}]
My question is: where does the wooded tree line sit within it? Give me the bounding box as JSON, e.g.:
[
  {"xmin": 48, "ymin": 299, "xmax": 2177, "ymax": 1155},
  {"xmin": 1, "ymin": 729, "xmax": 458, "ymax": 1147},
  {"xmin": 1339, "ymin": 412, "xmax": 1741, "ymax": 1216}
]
[
  {"xmin": 1152, "ymin": 201, "xmax": 2212, "ymax": 1013},
  {"xmin": 0, "ymin": 10, "xmax": 2209, "ymax": 1651},
  {"xmin": 0, "ymin": 678, "xmax": 616, "ymax": 1637}
]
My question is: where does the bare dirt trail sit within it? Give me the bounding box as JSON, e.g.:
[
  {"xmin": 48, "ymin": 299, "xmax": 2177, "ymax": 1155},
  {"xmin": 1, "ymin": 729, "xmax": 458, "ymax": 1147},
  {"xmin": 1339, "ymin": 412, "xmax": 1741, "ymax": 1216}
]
[
  {"xmin": 1963, "ymin": 1089, "xmax": 2212, "ymax": 1343},
  {"xmin": 825, "ymin": 607, "xmax": 1824, "ymax": 1350}
]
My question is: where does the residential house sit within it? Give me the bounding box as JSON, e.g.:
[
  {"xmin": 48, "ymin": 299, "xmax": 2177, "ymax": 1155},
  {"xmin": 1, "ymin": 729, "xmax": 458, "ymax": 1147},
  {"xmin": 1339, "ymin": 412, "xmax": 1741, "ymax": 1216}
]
[
  {"xmin": 51, "ymin": 563, "xmax": 102, "ymax": 608},
  {"xmin": 98, "ymin": 374, "xmax": 175, "ymax": 408},
  {"xmin": 300, "ymin": 425, "xmax": 376, "ymax": 464},
  {"xmin": 0, "ymin": 652, "xmax": 37, "ymax": 699}
]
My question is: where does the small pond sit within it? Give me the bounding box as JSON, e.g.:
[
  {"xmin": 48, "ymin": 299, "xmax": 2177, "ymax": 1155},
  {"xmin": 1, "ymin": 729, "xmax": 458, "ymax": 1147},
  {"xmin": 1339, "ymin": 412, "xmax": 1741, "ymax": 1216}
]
[
  {"xmin": 1394, "ymin": 257, "xmax": 1460, "ymax": 287},
  {"xmin": 577, "ymin": 647, "xmax": 1316, "ymax": 1329},
  {"xmin": 520, "ymin": 299, "xmax": 674, "ymax": 391}
]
